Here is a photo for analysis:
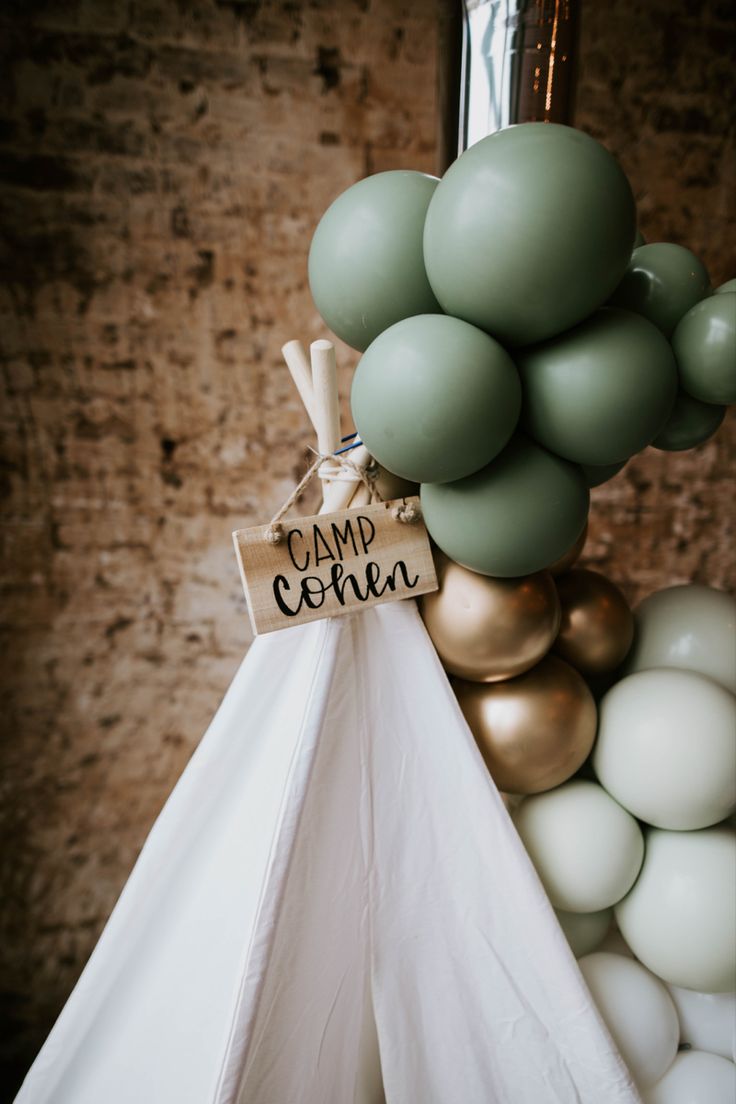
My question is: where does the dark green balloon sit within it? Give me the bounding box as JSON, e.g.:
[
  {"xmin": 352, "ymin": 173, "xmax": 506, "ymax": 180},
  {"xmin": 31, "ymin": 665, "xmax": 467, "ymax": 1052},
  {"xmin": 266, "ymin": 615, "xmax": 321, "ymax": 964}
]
[
  {"xmin": 634, "ymin": 230, "xmax": 646, "ymax": 249},
  {"xmin": 423, "ymin": 123, "xmax": 636, "ymax": 346},
  {"xmin": 308, "ymin": 171, "xmax": 441, "ymax": 352},
  {"xmin": 673, "ymin": 293, "xmax": 736, "ymax": 405},
  {"xmin": 582, "ymin": 459, "xmax": 628, "ymax": 487},
  {"xmin": 421, "ymin": 436, "xmax": 589, "ymax": 578},
  {"xmin": 608, "ymin": 242, "xmax": 711, "ymax": 337},
  {"xmin": 351, "ymin": 314, "xmax": 521, "ymax": 484},
  {"xmin": 652, "ymin": 392, "xmax": 726, "ymax": 451},
  {"xmin": 517, "ymin": 308, "xmax": 678, "ymax": 465}
]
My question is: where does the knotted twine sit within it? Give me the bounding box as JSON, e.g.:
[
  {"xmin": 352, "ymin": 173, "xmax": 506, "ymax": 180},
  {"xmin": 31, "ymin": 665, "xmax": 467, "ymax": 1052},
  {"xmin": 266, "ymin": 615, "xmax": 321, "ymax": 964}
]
[{"xmin": 264, "ymin": 450, "xmax": 421, "ymax": 545}]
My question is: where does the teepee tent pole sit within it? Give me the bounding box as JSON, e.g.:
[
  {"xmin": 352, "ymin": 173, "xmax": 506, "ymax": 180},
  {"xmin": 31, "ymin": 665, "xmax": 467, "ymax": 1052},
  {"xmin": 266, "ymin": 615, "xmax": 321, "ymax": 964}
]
[
  {"xmin": 310, "ymin": 338, "xmax": 341, "ymax": 484},
  {"xmin": 281, "ymin": 337, "xmax": 374, "ymax": 514},
  {"xmin": 320, "ymin": 443, "xmax": 372, "ymax": 513},
  {"xmin": 282, "ymin": 339, "xmax": 318, "ymax": 428}
]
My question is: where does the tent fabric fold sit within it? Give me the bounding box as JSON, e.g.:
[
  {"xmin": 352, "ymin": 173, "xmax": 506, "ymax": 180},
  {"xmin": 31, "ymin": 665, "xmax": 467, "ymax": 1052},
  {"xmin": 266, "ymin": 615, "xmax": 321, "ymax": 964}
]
[{"xmin": 16, "ymin": 600, "xmax": 641, "ymax": 1104}]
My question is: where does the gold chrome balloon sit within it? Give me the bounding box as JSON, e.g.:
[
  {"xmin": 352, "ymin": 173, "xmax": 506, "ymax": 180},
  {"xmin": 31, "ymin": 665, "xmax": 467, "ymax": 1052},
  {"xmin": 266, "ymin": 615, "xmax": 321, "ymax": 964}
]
[
  {"xmin": 420, "ymin": 556, "xmax": 560, "ymax": 682},
  {"xmin": 554, "ymin": 569, "xmax": 634, "ymax": 674},
  {"xmin": 454, "ymin": 655, "xmax": 597, "ymax": 794},
  {"xmin": 547, "ymin": 522, "xmax": 588, "ymax": 576}
]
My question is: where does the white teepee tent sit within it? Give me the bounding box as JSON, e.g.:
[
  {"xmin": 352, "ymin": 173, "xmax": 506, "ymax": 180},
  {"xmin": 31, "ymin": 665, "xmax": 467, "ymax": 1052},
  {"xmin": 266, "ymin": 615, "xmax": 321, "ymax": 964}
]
[
  {"xmin": 15, "ymin": 340, "xmax": 642, "ymax": 1104},
  {"xmin": 16, "ymin": 601, "xmax": 641, "ymax": 1104}
]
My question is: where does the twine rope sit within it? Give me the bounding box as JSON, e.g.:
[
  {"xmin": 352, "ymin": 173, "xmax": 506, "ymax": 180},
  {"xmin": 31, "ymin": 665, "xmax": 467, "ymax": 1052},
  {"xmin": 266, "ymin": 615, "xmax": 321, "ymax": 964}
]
[{"xmin": 264, "ymin": 451, "xmax": 421, "ymax": 544}]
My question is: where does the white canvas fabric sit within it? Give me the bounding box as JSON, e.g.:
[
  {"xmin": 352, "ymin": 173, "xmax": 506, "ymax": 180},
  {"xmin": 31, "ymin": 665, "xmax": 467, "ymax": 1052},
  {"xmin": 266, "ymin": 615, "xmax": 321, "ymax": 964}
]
[{"xmin": 16, "ymin": 600, "xmax": 642, "ymax": 1104}]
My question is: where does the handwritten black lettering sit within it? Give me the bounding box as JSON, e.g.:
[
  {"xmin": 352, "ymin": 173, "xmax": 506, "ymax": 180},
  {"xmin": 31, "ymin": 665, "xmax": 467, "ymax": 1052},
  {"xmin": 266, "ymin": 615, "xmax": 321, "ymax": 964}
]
[
  {"xmin": 271, "ymin": 558, "xmax": 421, "ymax": 618},
  {"xmin": 357, "ymin": 515, "xmax": 375, "ymax": 555},
  {"xmin": 331, "ymin": 561, "xmax": 369, "ymax": 603},
  {"xmin": 384, "ymin": 560, "xmax": 420, "ymax": 593},
  {"xmin": 313, "ymin": 525, "xmax": 336, "ymax": 566},
  {"xmin": 330, "ymin": 518, "xmax": 359, "ymax": 560},
  {"xmin": 273, "ymin": 574, "xmax": 299, "ymax": 616},
  {"xmin": 302, "ymin": 576, "xmax": 327, "ymax": 610},
  {"xmin": 286, "ymin": 528, "xmax": 308, "ymax": 572}
]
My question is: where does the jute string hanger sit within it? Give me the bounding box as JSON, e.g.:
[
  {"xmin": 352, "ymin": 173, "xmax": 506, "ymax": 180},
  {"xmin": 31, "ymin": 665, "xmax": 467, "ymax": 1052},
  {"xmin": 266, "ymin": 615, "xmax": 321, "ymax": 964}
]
[{"xmin": 266, "ymin": 338, "xmax": 419, "ymax": 544}]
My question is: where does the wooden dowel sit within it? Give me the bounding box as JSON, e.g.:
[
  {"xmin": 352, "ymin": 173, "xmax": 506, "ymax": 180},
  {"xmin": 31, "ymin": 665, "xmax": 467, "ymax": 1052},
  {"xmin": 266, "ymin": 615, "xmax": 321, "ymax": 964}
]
[
  {"xmin": 282, "ymin": 339, "xmax": 318, "ymax": 429},
  {"xmin": 310, "ymin": 339, "xmax": 341, "ymax": 461},
  {"xmin": 282, "ymin": 335, "xmax": 372, "ymax": 514}
]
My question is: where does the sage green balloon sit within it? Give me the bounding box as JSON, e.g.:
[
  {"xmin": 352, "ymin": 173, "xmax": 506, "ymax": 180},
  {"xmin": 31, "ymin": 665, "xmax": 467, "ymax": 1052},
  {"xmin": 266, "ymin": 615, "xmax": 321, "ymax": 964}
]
[
  {"xmin": 715, "ymin": 277, "xmax": 736, "ymax": 294},
  {"xmin": 652, "ymin": 391, "xmax": 725, "ymax": 451},
  {"xmin": 672, "ymin": 292, "xmax": 736, "ymax": 405},
  {"xmin": 423, "ymin": 123, "xmax": 636, "ymax": 346},
  {"xmin": 609, "ymin": 242, "xmax": 711, "ymax": 337},
  {"xmin": 582, "ymin": 459, "xmax": 628, "ymax": 487},
  {"xmin": 517, "ymin": 308, "xmax": 678, "ymax": 465},
  {"xmin": 351, "ymin": 314, "xmax": 521, "ymax": 484},
  {"xmin": 421, "ymin": 435, "xmax": 589, "ymax": 577},
  {"xmin": 308, "ymin": 171, "xmax": 442, "ymax": 351}
]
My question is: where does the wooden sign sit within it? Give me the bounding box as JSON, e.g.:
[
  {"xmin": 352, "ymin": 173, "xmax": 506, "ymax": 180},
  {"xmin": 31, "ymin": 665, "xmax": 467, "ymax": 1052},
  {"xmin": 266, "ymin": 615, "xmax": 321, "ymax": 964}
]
[{"xmin": 233, "ymin": 497, "xmax": 438, "ymax": 635}]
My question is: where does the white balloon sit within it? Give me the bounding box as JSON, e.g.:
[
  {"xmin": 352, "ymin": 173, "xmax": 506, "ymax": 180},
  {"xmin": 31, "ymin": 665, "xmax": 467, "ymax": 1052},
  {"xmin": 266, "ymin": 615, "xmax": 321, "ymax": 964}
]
[
  {"xmin": 666, "ymin": 985, "xmax": 736, "ymax": 1061},
  {"xmin": 644, "ymin": 1050, "xmax": 736, "ymax": 1104},
  {"xmin": 513, "ymin": 780, "xmax": 644, "ymax": 912},
  {"xmin": 627, "ymin": 584, "xmax": 736, "ymax": 694},
  {"xmin": 615, "ymin": 825, "xmax": 736, "ymax": 993},
  {"xmin": 578, "ymin": 952, "xmax": 679, "ymax": 1088},
  {"xmin": 594, "ymin": 669, "xmax": 736, "ymax": 829},
  {"xmin": 556, "ymin": 907, "xmax": 612, "ymax": 958}
]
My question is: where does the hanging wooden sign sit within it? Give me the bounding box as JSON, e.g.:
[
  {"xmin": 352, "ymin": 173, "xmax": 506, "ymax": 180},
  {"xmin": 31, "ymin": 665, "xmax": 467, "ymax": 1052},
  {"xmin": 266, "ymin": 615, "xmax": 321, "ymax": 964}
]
[{"xmin": 233, "ymin": 497, "xmax": 438, "ymax": 635}]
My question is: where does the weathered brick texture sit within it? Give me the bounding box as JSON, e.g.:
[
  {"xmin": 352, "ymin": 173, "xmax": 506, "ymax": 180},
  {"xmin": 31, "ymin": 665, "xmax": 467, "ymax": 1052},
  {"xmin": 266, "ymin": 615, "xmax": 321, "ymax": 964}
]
[
  {"xmin": 575, "ymin": 0, "xmax": 735, "ymax": 593},
  {"xmin": 0, "ymin": 0, "xmax": 733, "ymax": 1092}
]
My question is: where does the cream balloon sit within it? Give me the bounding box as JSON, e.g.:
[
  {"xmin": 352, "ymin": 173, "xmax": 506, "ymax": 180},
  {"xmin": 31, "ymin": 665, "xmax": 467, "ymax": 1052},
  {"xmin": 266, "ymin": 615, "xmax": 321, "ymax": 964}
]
[
  {"xmin": 666, "ymin": 984, "xmax": 736, "ymax": 1061},
  {"xmin": 593, "ymin": 668, "xmax": 736, "ymax": 830},
  {"xmin": 420, "ymin": 558, "xmax": 561, "ymax": 682},
  {"xmin": 512, "ymin": 780, "xmax": 644, "ymax": 913},
  {"xmin": 644, "ymin": 1051, "xmax": 736, "ymax": 1104},
  {"xmin": 627, "ymin": 584, "xmax": 736, "ymax": 694},
  {"xmin": 454, "ymin": 656, "xmax": 596, "ymax": 794},
  {"xmin": 578, "ymin": 952, "xmax": 680, "ymax": 1089},
  {"xmin": 615, "ymin": 825, "xmax": 736, "ymax": 993},
  {"xmin": 555, "ymin": 907, "xmax": 612, "ymax": 958}
]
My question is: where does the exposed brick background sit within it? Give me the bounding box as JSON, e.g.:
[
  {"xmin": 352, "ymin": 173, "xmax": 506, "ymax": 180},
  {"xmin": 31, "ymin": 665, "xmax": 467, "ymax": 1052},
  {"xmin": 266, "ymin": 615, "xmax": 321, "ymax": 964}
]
[
  {"xmin": 575, "ymin": 0, "xmax": 735, "ymax": 594},
  {"xmin": 0, "ymin": 0, "xmax": 733, "ymax": 1093}
]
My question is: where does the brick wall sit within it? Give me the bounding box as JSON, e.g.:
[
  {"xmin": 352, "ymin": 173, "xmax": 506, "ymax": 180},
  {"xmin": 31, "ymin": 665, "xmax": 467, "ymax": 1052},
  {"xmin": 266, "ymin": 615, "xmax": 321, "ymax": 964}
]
[
  {"xmin": 575, "ymin": 0, "xmax": 735, "ymax": 593},
  {"xmin": 0, "ymin": 0, "xmax": 733, "ymax": 1091}
]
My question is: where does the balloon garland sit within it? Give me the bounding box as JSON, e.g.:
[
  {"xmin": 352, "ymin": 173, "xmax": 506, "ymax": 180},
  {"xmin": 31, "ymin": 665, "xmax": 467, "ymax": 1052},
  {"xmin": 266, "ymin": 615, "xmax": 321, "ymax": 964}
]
[{"xmin": 307, "ymin": 122, "xmax": 736, "ymax": 1097}]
